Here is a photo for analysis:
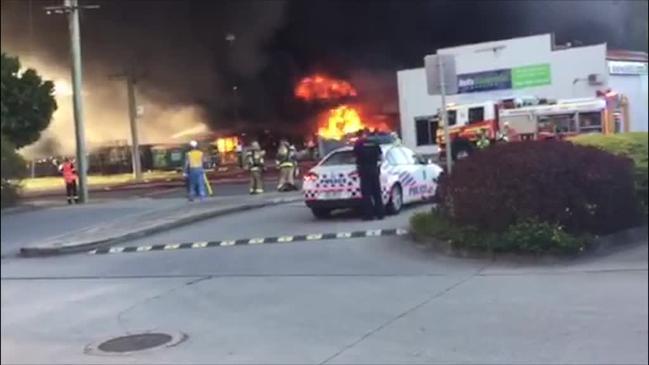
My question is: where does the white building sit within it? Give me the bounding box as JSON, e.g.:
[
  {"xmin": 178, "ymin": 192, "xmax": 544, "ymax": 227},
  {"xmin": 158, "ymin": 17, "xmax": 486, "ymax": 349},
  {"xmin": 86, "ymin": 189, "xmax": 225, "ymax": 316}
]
[{"xmin": 397, "ymin": 34, "xmax": 648, "ymax": 154}]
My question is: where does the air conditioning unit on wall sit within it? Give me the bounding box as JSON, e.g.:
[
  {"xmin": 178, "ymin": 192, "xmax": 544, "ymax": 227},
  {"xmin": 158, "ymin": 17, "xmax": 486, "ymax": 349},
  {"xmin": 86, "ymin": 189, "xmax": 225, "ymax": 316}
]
[{"xmin": 588, "ymin": 74, "xmax": 604, "ymax": 85}]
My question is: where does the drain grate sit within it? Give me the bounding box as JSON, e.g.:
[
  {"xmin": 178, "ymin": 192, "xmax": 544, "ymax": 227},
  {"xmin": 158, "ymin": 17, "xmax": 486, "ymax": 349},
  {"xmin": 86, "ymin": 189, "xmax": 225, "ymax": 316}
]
[{"xmin": 98, "ymin": 333, "xmax": 173, "ymax": 353}]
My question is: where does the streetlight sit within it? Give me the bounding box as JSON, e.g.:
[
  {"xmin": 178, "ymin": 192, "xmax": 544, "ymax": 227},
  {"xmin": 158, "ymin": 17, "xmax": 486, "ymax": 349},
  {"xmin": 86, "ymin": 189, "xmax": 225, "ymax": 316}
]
[
  {"xmin": 225, "ymin": 33, "xmax": 239, "ymax": 122},
  {"xmin": 232, "ymin": 85, "xmax": 240, "ymax": 122}
]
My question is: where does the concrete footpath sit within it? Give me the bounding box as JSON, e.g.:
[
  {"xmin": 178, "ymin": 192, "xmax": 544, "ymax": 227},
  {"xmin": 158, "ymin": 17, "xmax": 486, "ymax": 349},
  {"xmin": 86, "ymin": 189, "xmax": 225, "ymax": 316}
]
[{"xmin": 9, "ymin": 192, "xmax": 301, "ymax": 257}]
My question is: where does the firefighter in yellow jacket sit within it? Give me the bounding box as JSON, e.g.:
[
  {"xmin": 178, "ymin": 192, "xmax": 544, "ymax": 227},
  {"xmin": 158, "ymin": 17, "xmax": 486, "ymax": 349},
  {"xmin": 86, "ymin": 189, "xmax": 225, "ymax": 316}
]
[
  {"xmin": 245, "ymin": 141, "xmax": 266, "ymax": 194},
  {"xmin": 276, "ymin": 139, "xmax": 297, "ymax": 191}
]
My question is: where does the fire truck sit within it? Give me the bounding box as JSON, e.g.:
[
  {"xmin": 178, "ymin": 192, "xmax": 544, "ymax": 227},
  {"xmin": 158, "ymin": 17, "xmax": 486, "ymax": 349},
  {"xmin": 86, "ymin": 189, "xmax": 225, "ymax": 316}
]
[{"xmin": 436, "ymin": 91, "xmax": 629, "ymax": 160}]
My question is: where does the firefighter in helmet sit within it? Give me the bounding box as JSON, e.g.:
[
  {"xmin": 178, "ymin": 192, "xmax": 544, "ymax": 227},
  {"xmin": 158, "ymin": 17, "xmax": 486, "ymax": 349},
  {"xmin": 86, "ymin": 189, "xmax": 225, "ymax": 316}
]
[
  {"xmin": 245, "ymin": 141, "xmax": 266, "ymax": 194},
  {"xmin": 476, "ymin": 128, "xmax": 491, "ymax": 150},
  {"xmin": 276, "ymin": 139, "xmax": 297, "ymax": 191},
  {"xmin": 289, "ymin": 144, "xmax": 299, "ymax": 183},
  {"xmin": 497, "ymin": 122, "xmax": 517, "ymax": 143}
]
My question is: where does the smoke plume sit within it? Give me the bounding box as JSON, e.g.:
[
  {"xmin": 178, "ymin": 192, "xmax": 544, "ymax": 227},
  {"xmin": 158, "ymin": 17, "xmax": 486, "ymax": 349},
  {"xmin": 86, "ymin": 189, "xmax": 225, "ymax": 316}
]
[{"xmin": 1, "ymin": 0, "xmax": 288, "ymax": 158}]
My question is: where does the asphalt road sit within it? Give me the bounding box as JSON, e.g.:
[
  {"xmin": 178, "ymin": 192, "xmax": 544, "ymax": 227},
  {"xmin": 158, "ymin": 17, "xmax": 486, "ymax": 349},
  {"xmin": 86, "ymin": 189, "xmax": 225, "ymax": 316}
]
[{"xmin": 1, "ymin": 201, "xmax": 647, "ymax": 364}]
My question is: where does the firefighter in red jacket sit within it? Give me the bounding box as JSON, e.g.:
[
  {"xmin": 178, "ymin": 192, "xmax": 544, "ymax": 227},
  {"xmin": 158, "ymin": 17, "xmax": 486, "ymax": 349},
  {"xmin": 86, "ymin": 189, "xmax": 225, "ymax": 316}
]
[{"xmin": 58, "ymin": 158, "xmax": 79, "ymax": 204}]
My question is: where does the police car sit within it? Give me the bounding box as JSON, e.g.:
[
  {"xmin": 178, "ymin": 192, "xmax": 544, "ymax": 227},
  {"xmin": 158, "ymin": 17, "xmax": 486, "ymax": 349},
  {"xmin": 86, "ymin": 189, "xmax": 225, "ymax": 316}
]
[{"xmin": 303, "ymin": 141, "xmax": 443, "ymax": 218}]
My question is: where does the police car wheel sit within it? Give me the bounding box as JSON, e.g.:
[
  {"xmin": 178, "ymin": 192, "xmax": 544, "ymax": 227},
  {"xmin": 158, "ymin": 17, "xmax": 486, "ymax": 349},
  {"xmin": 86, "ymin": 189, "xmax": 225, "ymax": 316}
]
[
  {"xmin": 386, "ymin": 184, "xmax": 403, "ymax": 215},
  {"xmin": 311, "ymin": 207, "xmax": 332, "ymax": 219}
]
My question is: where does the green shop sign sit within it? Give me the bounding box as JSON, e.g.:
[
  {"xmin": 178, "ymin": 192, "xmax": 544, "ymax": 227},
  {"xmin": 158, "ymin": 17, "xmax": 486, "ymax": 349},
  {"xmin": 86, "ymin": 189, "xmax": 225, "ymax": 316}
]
[{"xmin": 511, "ymin": 64, "xmax": 551, "ymax": 89}]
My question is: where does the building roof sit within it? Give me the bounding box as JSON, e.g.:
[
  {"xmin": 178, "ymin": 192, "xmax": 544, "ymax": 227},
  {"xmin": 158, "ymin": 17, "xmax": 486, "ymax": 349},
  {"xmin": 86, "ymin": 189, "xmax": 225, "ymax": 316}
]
[{"xmin": 606, "ymin": 49, "xmax": 648, "ymax": 62}]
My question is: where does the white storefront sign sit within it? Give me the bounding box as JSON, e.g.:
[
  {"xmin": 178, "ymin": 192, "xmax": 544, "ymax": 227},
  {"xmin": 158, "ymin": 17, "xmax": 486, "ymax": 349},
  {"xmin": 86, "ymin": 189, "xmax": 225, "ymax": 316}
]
[{"xmin": 608, "ymin": 61, "xmax": 648, "ymax": 75}]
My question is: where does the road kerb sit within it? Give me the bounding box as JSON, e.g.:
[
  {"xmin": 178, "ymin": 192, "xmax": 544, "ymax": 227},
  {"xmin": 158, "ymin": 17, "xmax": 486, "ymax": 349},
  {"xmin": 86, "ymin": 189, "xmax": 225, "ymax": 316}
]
[{"xmin": 88, "ymin": 228, "xmax": 410, "ymax": 256}]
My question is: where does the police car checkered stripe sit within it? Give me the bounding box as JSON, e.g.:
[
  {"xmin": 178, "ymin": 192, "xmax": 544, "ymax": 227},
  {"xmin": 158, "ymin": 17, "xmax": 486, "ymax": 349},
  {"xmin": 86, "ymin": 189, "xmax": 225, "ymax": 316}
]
[{"xmin": 87, "ymin": 228, "xmax": 409, "ymax": 255}]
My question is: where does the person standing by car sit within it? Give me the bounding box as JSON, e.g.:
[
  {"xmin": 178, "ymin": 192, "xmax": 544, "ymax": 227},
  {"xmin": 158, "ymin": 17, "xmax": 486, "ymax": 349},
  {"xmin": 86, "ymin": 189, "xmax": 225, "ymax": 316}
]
[
  {"xmin": 58, "ymin": 157, "xmax": 78, "ymax": 204},
  {"xmin": 353, "ymin": 130, "xmax": 384, "ymax": 220}
]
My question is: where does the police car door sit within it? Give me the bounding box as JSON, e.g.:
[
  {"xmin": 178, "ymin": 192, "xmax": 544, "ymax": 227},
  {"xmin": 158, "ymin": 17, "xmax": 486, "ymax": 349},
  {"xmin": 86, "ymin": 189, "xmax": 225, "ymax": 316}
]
[
  {"xmin": 384, "ymin": 147, "xmax": 419, "ymax": 204},
  {"xmin": 397, "ymin": 147, "xmax": 429, "ymax": 203}
]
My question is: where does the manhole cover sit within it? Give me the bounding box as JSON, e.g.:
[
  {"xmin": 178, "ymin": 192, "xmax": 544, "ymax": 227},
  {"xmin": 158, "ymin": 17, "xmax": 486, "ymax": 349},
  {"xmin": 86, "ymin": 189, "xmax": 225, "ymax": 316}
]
[
  {"xmin": 98, "ymin": 333, "xmax": 172, "ymax": 353},
  {"xmin": 85, "ymin": 331, "xmax": 187, "ymax": 356}
]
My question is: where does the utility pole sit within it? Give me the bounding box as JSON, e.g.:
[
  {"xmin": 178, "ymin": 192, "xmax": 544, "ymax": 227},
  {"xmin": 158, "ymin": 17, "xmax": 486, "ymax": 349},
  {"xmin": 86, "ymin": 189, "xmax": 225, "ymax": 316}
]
[
  {"xmin": 45, "ymin": 0, "xmax": 99, "ymax": 203},
  {"xmin": 126, "ymin": 76, "xmax": 142, "ymax": 181},
  {"xmin": 110, "ymin": 72, "xmax": 142, "ymax": 181}
]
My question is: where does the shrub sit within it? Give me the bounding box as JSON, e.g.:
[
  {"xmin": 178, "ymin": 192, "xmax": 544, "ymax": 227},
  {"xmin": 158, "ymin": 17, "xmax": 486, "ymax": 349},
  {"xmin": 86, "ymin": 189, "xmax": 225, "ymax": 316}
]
[
  {"xmin": 1, "ymin": 134, "xmax": 25, "ymax": 208},
  {"xmin": 410, "ymin": 212, "xmax": 587, "ymax": 254},
  {"xmin": 438, "ymin": 140, "xmax": 640, "ymax": 235},
  {"xmin": 411, "ymin": 211, "xmax": 497, "ymax": 248},
  {"xmin": 499, "ymin": 219, "xmax": 587, "ymax": 254},
  {"xmin": 571, "ymin": 133, "xmax": 648, "ymax": 216}
]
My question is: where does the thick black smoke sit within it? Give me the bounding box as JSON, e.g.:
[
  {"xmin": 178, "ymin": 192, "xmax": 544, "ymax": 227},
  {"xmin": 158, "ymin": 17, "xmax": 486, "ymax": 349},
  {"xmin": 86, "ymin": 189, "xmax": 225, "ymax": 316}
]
[{"xmin": 1, "ymin": 0, "xmax": 647, "ymax": 134}]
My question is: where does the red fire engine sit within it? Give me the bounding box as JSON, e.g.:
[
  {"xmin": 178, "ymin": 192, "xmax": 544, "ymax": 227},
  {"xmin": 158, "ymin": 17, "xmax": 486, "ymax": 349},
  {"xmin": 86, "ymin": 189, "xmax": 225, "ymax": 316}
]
[{"xmin": 436, "ymin": 91, "xmax": 629, "ymax": 160}]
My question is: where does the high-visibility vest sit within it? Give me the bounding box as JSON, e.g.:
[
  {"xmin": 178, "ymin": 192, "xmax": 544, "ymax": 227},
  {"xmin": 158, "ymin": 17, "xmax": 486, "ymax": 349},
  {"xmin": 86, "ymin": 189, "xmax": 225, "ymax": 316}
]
[
  {"xmin": 477, "ymin": 137, "xmax": 490, "ymax": 149},
  {"xmin": 186, "ymin": 150, "xmax": 204, "ymax": 169},
  {"xmin": 60, "ymin": 162, "xmax": 77, "ymax": 183}
]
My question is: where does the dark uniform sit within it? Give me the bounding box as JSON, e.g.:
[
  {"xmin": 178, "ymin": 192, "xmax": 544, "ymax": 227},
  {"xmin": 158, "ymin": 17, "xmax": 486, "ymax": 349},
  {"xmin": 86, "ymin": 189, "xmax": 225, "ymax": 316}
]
[{"xmin": 353, "ymin": 136, "xmax": 385, "ymax": 220}]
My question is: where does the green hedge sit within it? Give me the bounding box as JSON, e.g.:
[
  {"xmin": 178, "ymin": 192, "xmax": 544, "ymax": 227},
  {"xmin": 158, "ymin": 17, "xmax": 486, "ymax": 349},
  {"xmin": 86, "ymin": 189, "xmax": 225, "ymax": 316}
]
[
  {"xmin": 411, "ymin": 133, "xmax": 647, "ymax": 255},
  {"xmin": 571, "ymin": 133, "xmax": 648, "ymax": 216},
  {"xmin": 410, "ymin": 211, "xmax": 588, "ymax": 255}
]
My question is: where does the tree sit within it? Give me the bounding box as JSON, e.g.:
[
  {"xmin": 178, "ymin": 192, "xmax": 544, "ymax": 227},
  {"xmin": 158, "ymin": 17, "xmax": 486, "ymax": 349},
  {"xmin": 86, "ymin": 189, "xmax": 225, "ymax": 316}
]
[
  {"xmin": 1, "ymin": 134, "xmax": 26, "ymax": 207},
  {"xmin": 1, "ymin": 53, "xmax": 57, "ymax": 148}
]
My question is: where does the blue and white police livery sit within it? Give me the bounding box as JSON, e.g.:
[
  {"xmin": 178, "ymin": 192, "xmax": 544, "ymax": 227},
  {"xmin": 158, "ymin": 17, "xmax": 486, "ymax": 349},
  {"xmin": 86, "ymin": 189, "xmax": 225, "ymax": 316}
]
[{"xmin": 303, "ymin": 142, "xmax": 443, "ymax": 218}]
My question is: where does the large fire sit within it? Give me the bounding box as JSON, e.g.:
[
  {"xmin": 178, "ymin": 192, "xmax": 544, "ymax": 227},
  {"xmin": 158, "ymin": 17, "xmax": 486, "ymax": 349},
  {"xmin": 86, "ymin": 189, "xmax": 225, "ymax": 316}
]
[
  {"xmin": 294, "ymin": 74, "xmax": 357, "ymax": 101},
  {"xmin": 317, "ymin": 105, "xmax": 389, "ymax": 140},
  {"xmin": 295, "ymin": 73, "xmax": 390, "ymax": 141},
  {"xmin": 318, "ymin": 105, "xmax": 363, "ymax": 140}
]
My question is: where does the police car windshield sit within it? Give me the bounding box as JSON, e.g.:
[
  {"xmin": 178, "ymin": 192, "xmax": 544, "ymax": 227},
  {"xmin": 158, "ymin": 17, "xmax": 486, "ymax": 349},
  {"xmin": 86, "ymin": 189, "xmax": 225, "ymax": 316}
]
[{"xmin": 321, "ymin": 150, "xmax": 356, "ymax": 166}]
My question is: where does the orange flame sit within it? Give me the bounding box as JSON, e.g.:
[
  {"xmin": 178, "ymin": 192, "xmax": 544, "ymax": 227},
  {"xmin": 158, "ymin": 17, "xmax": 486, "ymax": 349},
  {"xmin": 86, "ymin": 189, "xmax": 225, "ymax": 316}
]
[
  {"xmin": 318, "ymin": 105, "xmax": 364, "ymax": 140},
  {"xmin": 295, "ymin": 74, "xmax": 357, "ymax": 101}
]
